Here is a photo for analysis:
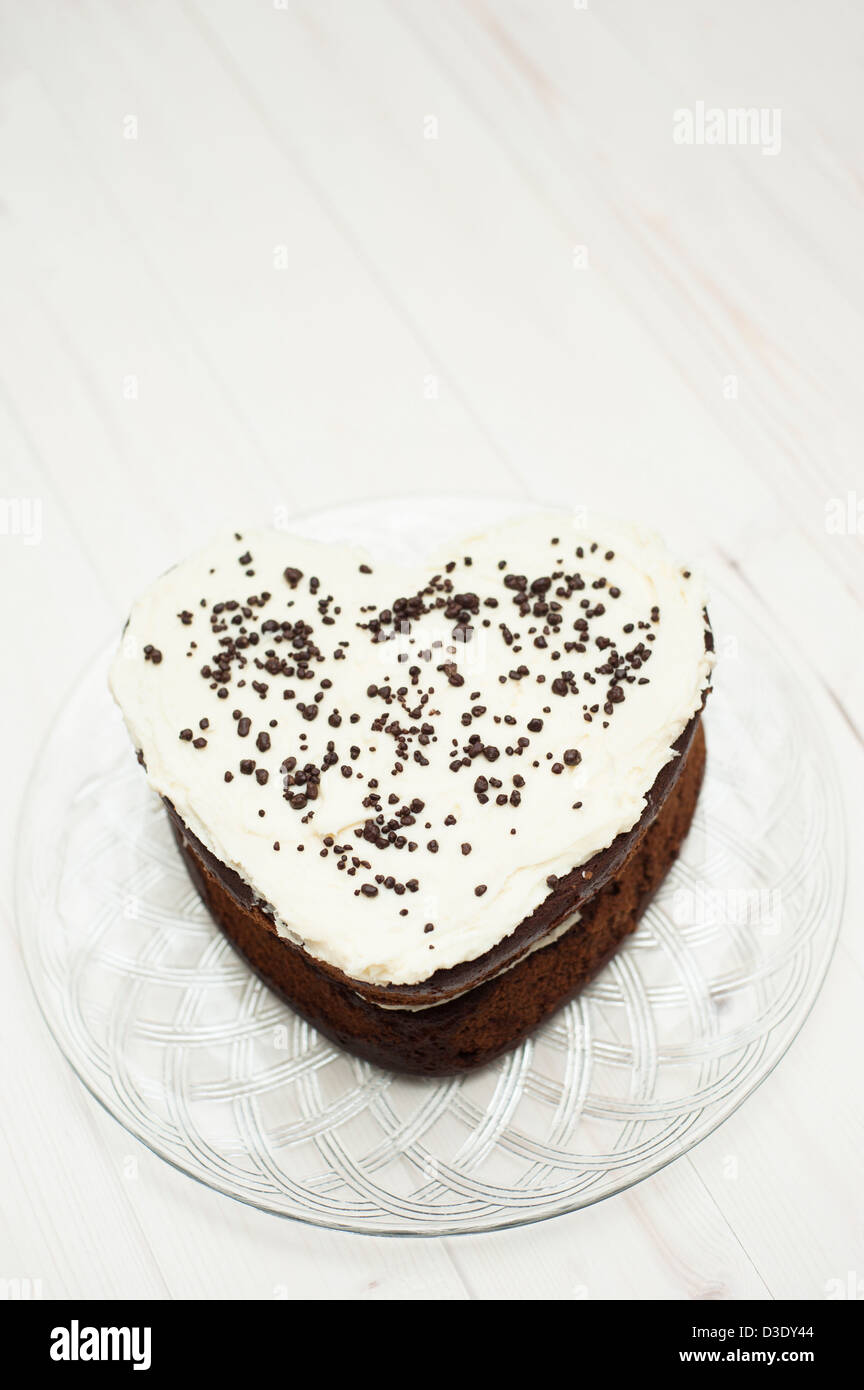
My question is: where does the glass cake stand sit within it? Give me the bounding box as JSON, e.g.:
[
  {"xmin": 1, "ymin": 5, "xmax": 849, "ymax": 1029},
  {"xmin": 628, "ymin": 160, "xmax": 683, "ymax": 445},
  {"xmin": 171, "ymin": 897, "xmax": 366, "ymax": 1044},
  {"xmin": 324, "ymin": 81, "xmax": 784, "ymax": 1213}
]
[{"xmin": 17, "ymin": 498, "xmax": 845, "ymax": 1235}]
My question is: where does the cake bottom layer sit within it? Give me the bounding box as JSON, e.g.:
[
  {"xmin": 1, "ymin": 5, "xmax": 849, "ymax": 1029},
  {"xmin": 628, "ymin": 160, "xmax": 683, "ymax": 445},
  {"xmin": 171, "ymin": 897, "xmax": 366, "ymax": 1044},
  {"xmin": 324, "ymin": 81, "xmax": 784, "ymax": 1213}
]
[{"xmin": 171, "ymin": 722, "xmax": 706, "ymax": 1076}]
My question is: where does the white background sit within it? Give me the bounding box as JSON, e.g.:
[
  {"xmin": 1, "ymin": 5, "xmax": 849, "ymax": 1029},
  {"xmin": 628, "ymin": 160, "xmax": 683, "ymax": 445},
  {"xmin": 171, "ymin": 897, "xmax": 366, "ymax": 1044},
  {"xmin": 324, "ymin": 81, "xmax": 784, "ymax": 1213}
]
[{"xmin": 1, "ymin": 0, "xmax": 862, "ymax": 1299}]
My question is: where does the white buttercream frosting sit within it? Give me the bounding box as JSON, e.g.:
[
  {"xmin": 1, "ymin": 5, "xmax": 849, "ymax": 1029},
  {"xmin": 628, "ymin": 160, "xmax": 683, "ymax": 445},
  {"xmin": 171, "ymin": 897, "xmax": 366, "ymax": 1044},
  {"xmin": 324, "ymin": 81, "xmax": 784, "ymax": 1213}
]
[{"xmin": 109, "ymin": 513, "xmax": 714, "ymax": 986}]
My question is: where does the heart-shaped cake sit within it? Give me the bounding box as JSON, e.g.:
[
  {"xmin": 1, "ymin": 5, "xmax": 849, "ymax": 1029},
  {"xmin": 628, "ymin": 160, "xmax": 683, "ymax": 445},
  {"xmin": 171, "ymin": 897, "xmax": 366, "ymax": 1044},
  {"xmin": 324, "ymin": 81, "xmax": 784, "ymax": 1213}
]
[{"xmin": 110, "ymin": 512, "xmax": 714, "ymax": 1073}]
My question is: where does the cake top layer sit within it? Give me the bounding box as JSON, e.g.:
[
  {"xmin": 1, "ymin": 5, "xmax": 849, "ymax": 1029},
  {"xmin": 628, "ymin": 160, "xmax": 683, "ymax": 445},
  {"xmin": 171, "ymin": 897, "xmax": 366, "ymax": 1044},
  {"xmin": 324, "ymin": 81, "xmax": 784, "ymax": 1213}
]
[{"xmin": 110, "ymin": 513, "xmax": 714, "ymax": 985}]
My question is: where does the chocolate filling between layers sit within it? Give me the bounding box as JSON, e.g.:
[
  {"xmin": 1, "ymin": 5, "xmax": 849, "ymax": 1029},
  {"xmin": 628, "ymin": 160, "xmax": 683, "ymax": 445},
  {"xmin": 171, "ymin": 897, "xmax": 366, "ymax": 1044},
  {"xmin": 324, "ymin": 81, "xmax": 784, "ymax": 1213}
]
[
  {"xmin": 163, "ymin": 702, "xmax": 703, "ymax": 1010},
  {"xmin": 170, "ymin": 720, "xmax": 706, "ymax": 1074}
]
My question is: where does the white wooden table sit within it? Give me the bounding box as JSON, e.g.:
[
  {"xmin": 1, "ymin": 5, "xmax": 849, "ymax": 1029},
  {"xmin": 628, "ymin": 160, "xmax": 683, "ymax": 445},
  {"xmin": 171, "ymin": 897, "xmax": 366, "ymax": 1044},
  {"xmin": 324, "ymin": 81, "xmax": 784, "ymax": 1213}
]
[{"xmin": 1, "ymin": 0, "xmax": 862, "ymax": 1300}]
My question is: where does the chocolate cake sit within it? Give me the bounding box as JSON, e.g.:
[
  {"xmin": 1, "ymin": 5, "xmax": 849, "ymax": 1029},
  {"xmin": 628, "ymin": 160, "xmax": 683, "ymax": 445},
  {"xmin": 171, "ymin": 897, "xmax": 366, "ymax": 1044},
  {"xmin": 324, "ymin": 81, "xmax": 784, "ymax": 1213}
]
[{"xmin": 110, "ymin": 513, "xmax": 714, "ymax": 1074}]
